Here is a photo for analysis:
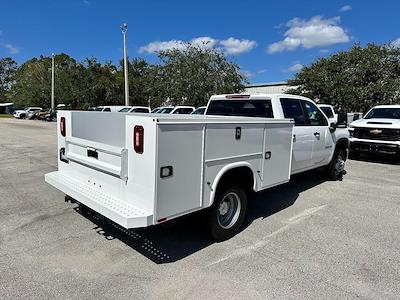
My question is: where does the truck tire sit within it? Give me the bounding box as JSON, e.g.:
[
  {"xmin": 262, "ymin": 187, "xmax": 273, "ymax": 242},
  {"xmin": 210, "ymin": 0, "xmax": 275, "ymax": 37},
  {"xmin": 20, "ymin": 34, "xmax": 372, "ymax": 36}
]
[
  {"xmin": 208, "ymin": 185, "xmax": 247, "ymax": 241},
  {"xmin": 327, "ymin": 148, "xmax": 346, "ymax": 180}
]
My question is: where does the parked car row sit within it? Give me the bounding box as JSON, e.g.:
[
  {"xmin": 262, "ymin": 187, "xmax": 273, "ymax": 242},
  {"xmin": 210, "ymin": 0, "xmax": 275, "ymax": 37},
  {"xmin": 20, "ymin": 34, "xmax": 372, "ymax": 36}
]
[
  {"xmin": 90, "ymin": 105, "xmax": 207, "ymax": 115},
  {"xmin": 12, "ymin": 107, "xmax": 59, "ymax": 122}
]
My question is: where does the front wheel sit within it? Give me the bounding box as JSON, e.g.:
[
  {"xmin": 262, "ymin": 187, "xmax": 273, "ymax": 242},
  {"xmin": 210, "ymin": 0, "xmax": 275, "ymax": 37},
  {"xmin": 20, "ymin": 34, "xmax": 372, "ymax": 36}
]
[
  {"xmin": 207, "ymin": 185, "xmax": 247, "ymax": 241},
  {"xmin": 326, "ymin": 149, "xmax": 346, "ymax": 180}
]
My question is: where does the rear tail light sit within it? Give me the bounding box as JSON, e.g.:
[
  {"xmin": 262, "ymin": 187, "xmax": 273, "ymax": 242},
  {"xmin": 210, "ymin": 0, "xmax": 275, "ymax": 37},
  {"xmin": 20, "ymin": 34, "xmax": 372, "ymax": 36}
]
[
  {"xmin": 134, "ymin": 125, "xmax": 144, "ymax": 154},
  {"xmin": 60, "ymin": 117, "xmax": 66, "ymax": 137}
]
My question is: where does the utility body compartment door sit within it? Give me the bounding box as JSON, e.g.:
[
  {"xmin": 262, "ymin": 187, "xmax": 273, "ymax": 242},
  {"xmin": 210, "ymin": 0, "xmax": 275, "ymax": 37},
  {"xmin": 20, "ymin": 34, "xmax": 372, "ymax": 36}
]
[
  {"xmin": 155, "ymin": 124, "xmax": 204, "ymax": 221},
  {"xmin": 261, "ymin": 123, "xmax": 294, "ymax": 188}
]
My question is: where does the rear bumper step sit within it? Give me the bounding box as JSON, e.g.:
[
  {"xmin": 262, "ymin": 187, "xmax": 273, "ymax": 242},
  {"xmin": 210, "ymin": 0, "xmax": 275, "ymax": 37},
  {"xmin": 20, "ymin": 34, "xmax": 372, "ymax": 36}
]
[{"xmin": 45, "ymin": 171, "xmax": 153, "ymax": 228}]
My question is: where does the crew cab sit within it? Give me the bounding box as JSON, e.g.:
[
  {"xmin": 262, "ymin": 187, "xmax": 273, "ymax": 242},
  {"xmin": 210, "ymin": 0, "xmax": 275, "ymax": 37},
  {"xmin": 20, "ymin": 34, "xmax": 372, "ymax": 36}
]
[
  {"xmin": 45, "ymin": 94, "xmax": 349, "ymax": 241},
  {"xmin": 349, "ymin": 105, "xmax": 400, "ymax": 157},
  {"xmin": 13, "ymin": 107, "xmax": 42, "ymax": 119}
]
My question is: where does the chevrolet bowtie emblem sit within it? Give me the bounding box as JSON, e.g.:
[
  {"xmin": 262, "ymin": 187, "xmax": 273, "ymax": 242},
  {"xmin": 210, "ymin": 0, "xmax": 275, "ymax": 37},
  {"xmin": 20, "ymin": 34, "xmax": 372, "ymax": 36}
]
[{"xmin": 370, "ymin": 129, "xmax": 382, "ymax": 134}]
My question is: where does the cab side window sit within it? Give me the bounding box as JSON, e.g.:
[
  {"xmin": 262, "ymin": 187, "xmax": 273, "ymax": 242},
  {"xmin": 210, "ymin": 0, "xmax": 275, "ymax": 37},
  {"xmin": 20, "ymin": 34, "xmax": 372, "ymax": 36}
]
[
  {"xmin": 280, "ymin": 98, "xmax": 306, "ymax": 126},
  {"xmin": 301, "ymin": 101, "xmax": 328, "ymax": 126}
]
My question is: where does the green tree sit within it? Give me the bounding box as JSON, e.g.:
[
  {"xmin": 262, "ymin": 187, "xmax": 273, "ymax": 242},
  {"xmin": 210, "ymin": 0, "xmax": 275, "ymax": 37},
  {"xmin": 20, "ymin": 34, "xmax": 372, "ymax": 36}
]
[
  {"xmin": 116, "ymin": 58, "xmax": 158, "ymax": 107},
  {"xmin": 156, "ymin": 43, "xmax": 247, "ymax": 107},
  {"xmin": 287, "ymin": 43, "xmax": 400, "ymax": 112},
  {"xmin": 0, "ymin": 57, "xmax": 17, "ymax": 102},
  {"xmin": 11, "ymin": 56, "xmax": 52, "ymax": 107},
  {"xmin": 81, "ymin": 58, "xmax": 121, "ymax": 108}
]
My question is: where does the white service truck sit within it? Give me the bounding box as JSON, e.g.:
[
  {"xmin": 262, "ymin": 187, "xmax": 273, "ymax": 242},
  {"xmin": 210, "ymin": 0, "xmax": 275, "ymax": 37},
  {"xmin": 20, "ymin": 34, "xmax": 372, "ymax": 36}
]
[{"xmin": 45, "ymin": 93, "xmax": 349, "ymax": 241}]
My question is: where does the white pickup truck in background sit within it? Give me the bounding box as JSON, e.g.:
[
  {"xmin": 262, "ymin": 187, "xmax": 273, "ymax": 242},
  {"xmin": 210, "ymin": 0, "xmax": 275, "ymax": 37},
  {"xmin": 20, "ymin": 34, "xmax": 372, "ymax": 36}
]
[
  {"xmin": 45, "ymin": 93, "xmax": 349, "ymax": 241},
  {"xmin": 318, "ymin": 104, "xmax": 338, "ymax": 124},
  {"xmin": 349, "ymin": 105, "xmax": 400, "ymax": 158}
]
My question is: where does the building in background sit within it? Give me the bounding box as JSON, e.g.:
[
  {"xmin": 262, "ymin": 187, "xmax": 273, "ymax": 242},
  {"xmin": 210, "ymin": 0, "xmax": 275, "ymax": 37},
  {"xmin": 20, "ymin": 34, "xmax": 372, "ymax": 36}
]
[
  {"xmin": 0, "ymin": 103, "xmax": 14, "ymax": 114},
  {"xmin": 244, "ymin": 81, "xmax": 291, "ymax": 94}
]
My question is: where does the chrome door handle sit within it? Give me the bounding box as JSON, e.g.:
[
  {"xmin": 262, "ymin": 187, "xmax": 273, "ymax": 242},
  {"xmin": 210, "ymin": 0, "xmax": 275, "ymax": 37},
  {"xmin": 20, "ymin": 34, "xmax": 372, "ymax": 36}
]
[{"xmin": 314, "ymin": 132, "xmax": 320, "ymax": 137}]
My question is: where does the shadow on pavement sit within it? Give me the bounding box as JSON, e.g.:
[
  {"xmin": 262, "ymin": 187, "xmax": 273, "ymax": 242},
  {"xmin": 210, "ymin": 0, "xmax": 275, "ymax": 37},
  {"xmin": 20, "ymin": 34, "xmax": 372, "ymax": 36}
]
[{"xmin": 75, "ymin": 169, "xmax": 328, "ymax": 264}]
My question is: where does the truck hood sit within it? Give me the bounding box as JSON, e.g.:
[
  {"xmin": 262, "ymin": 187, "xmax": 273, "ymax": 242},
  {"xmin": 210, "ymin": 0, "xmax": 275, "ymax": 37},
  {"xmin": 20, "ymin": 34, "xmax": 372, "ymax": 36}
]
[{"xmin": 350, "ymin": 118, "xmax": 400, "ymax": 129}]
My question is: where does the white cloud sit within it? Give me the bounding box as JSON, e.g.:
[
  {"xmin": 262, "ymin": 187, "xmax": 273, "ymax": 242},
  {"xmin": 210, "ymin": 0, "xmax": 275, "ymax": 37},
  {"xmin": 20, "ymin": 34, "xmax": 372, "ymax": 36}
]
[
  {"xmin": 139, "ymin": 37, "xmax": 217, "ymax": 53},
  {"xmin": 285, "ymin": 63, "xmax": 304, "ymax": 73},
  {"xmin": 190, "ymin": 36, "xmax": 217, "ymax": 49},
  {"xmin": 267, "ymin": 16, "xmax": 349, "ymax": 53},
  {"xmin": 257, "ymin": 69, "xmax": 267, "ymax": 74},
  {"xmin": 391, "ymin": 38, "xmax": 400, "ymax": 48},
  {"xmin": 139, "ymin": 36, "xmax": 256, "ymax": 55},
  {"xmin": 2, "ymin": 43, "xmax": 19, "ymax": 54},
  {"xmin": 139, "ymin": 40, "xmax": 186, "ymax": 53},
  {"xmin": 340, "ymin": 5, "xmax": 352, "ymax": 12},
  {"xmin": 220, "ymin": 38, "xmax": 257, "ymax": 55},
  {"xmin": 241, "ymin": 70, "xmax": 254, "ymax": 78}
]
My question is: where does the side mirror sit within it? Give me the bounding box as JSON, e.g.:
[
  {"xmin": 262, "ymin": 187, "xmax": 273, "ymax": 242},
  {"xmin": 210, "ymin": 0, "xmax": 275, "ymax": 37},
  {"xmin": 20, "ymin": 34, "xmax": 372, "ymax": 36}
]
[
  {"xmin": 329, "ymin": 123, "xmax": 337, "ymax": 132},
  {"xmin": 336, "ymin": 112, "xmax": 348, "ymax": 128}
]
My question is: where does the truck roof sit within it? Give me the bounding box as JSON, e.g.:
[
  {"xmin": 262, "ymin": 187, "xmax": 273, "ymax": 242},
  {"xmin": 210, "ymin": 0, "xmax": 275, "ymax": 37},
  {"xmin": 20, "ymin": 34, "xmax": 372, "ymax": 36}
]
[
  {"xmin": 209, "ymin": 93, "xmax": 310, "ymax": 101},
  {"xmin": 372, "ymin": 105, "xmax": 400, "ymax": 109}
]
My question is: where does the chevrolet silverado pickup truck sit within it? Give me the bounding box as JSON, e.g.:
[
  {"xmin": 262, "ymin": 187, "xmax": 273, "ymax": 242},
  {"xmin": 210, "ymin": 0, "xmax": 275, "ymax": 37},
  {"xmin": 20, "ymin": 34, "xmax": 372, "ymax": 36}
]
[
  {"xmin": 45, "ymin": 93, "xmax": 349, "ymax": 241},
  {"xmin": 349, "ymin": 105, "xmax": 400, "ymax": 158}
]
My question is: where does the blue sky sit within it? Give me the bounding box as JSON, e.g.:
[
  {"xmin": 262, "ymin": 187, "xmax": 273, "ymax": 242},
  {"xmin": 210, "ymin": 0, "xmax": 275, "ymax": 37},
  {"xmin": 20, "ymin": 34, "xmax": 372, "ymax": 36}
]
[{"xmin": 0, "ymin": 0, "xmax": 399, "ymax": 83}]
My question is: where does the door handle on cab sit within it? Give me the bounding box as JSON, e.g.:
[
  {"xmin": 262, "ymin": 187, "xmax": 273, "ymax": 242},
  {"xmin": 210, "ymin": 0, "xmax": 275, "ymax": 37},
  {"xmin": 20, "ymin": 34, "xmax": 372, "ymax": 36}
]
[{"xmin": 314, "ymin": 132, "xmax": 320, "ymax": 137}]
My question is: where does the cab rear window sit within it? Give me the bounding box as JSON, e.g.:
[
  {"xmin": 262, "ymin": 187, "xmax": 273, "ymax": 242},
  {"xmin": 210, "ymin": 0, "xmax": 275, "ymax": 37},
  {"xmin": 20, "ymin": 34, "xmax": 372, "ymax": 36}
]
[{"xmin": 207, "ymin": 100, "xmax": 274, "ymax": 118}]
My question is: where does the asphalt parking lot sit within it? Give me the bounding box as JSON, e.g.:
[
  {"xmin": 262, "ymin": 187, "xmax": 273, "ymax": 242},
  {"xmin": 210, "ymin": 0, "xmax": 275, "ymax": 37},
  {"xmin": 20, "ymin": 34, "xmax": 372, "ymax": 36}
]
[{"xmin": 0, "ymin": 118, "xmax": 399, "ymax": 299}]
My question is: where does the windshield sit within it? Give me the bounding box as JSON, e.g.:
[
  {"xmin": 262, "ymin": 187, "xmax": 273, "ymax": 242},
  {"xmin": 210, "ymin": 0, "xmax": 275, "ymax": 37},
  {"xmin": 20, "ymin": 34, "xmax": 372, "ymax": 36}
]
[
  {"xmin": 118, "ymin": 107, "xmax": 130, "ymax": 112},
  {"xmin": 157, "ymin": 107, "xmax": 174, "ymax": 114},
  {"xmin": 320, "ymin": 107, "xmax": 334, "ymax": 118},
  {"xmin": 364, "ymin": 108, "xmax": 400, "ymax": 119},
  {"xmin": 192, "ymin": 107, "xmax": 206, "ymax": 115}
]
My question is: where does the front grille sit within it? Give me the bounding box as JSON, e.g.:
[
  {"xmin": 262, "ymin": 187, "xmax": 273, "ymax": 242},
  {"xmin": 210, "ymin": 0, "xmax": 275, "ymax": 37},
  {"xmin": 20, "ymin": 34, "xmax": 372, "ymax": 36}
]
[{"xmin": 353, "ymin": 127, "xmax": 400, "ymax": 141}]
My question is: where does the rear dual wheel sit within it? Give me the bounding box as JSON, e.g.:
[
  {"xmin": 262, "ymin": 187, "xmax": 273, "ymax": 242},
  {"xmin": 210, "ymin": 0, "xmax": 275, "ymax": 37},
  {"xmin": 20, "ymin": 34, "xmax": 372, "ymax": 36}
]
[{"xmin": 208, "ymin": 185, "xmax": 247, "ymax": 241}]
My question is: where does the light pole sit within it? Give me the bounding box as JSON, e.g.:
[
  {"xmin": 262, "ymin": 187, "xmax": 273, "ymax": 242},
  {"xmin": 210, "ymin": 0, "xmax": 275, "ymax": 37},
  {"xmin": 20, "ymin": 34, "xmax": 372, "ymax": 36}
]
[
  {"xmin": 51, "ymin": 53, "xmax": 55, "ymax": 111},
  {"xmin": 121, "ymin": 23, "xmax": 129, "ymax": 106}
]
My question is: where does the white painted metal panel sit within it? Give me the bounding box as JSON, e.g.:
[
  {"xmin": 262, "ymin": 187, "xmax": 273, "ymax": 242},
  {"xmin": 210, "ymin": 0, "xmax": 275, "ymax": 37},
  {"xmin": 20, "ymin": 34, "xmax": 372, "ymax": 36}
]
[
  {"xmin": 261, "ymin": 123, "xmax": 294, "ymax": 188},
  {"xmin": 71, "ymin": 112, "xmax": 126, "ymax": 147},
  {"xmin": 125, "ymin": 116, "xmax": 158, "ymax": 214},
  {"xmin": 205, "ymin": 124, "xmax": 264, "ymax": 161},
  {"xmin": 155, "ymin": 124, "xmax": 204, "ymax": 220}
]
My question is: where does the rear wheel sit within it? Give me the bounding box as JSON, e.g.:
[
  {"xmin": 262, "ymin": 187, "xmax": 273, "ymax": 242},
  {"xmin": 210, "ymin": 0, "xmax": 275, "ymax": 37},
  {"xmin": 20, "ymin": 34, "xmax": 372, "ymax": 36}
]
[
  {"xmin": 208, "ymin": 185, "xmax": 247, "ymax": 241},
  {"xmin": 327, "ymin": 149, "xmax": 346, "ymax": 180}
]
